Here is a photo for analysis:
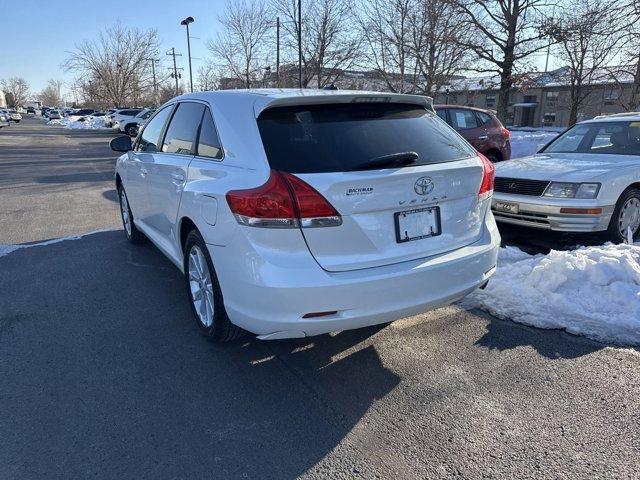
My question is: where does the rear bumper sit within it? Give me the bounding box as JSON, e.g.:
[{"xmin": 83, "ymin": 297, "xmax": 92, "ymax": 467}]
[
  {"xmin": 208, "ymin": 216, "xmax": 500, "ymax": 339},
  {"xmin": 492, "ymin": 193, "xmax": 614, "ymax": 232}
]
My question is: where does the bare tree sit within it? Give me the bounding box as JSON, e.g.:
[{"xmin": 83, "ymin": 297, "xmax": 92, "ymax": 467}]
[
  {"xmin": 358, "ymin": 0, "xmax": 417, "ymax": 93},
  {"xmin": 208, "ymin": 0, "xmax": 272, "ymax": 88},
  {"xmin": 196, "ymin": 61, "xmax": 221, "ymax": 91},
  {"xmin": 410, "ymin": 0, "xmax": 472, "ymax": 95},
  {"xmin": 37, "ymin": 79, "xmax": 63, "ymax": 107},
  {"xmin": 1, "ymin": 77, "xmax": 30, "ymax": 108},
  {"xmin": 454, "ymin": 0, "xmax": 554, "ymax": 122},
  {"xmin": 274, "ymin": 0, "xmax": 360, "ymax": 88},
  {"xmin": 64, "ymin": 23, "xmax": 159, "ymax": 106},
  {"xmin": 608, "ymin": 0, "xmax": 640, "ymax": 110},
  {"xmin": 550, "ymin": 0, "xmax": 625, "ymax": 125}
]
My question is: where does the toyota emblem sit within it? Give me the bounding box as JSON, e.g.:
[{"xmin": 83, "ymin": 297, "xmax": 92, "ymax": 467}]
[
  {"xmin": 414, "ymin": 176, "xmax": 434, "ymax": 196},
  {"xmin": 508, "ymin": 182, "xmax": 517, "ymax": 190}
]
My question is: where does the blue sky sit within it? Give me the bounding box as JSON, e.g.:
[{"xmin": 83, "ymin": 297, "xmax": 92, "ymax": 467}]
[
  {"xmin": 1, "ymin": 0, "xmax": 558, "ymax": 101},
  {"xmin": 0, "ymin": 0, "xmax": 224, "ymax": 99}
]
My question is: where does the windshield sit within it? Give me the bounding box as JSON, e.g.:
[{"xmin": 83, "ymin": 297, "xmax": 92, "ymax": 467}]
[
  {"xmin": 257, "ymin": 103, "xmax": 476, "ymax": 174},
  {"xmin": 543, "ymin": 121, "xmax": 640, "ymax": 156}
]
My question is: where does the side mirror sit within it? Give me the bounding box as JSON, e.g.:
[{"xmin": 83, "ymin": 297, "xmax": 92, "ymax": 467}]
[{"xmin": 110, "ymin": 135, "xmax": 132, "ymax": 152}]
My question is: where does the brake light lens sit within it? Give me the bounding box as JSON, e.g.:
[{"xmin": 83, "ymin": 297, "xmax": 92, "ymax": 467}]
[
  {"xmin": 478, "ymin": 153, "xmax": 495, "ymax": 198},
  {"xmin": 502, "ymin": 127, "xmax": 511, "ymax": 138},
  {"xmin": 226, "ymin": 170, "xmax": 342, "ymax": 228}
]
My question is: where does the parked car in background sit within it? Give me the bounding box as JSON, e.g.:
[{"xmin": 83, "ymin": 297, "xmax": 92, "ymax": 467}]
[
  {"xmin": 67, "ymin": 108, "xmax": 95, "ymax": 120},
  {"xmin": 105, "ymin": 108, "xmax": 143, "ymax": 129},
  {"xmin": 1, "ymin": 109, "xmax": 22, "ymax": 122},
  {"xmin": 491, "ymin": 113, "xmax": 640, "ymax": 242},
  {"xmin": 26, "ymin": 107, "xmax": 35, "ymax": 114},
  {"xmin": 111, "ymin": 90, "xmax": 499, "ymax": 342},
  {"xmin": 47, "ymin": 110, "xmax": 62, "ymax": 120},
  {"xmin": 115, "ymin": 108, "xmax": 155, "ymax": 136},
  {"xmin": 0, "ymin": 112, "xmax": 9, "ymax": 128},
  {"xmin": 434, "ymin": 105, "xmax": 511, "ymax": 163},
  {"xmin": 41, "ymin": 107, "xmax": 51, "ymax": 117},
  {"xmin": 6, "ymin": 109, "xmax": 22, "ymax": 122}
]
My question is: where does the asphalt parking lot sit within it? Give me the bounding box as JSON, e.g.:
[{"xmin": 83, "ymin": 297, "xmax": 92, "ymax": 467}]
[{"xmin": 1, "ymin": 116, "xmax": 639, "ymax": 479}]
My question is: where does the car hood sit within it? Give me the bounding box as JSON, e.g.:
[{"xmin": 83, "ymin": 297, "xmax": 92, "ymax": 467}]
[{"xmin": 495, "ymin": 153, "xmax": 639, "ymax": 182}]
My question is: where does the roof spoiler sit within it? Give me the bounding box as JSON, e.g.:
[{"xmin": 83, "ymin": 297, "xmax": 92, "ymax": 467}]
[{"xmin": 255, "ymin": 93, "xmax": 435, "ymax": 117}]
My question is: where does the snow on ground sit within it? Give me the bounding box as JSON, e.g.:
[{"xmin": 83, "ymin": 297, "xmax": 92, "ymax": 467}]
[
  {"xmin": 509, "ymin": 129, "xmax": 560, "ymax": 159},
  {"xmin": 463, "ymin": 243, "xmax": 640, "ymax": 346},
  {"xmin": 47, "ymin": 116, "xmax": 109, "ymax": 130}
]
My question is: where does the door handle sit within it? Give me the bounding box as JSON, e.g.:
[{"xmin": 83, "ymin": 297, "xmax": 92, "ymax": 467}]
[{"xmin": 478, "ymin": 135, "xmax": 488, "ymax": 140}]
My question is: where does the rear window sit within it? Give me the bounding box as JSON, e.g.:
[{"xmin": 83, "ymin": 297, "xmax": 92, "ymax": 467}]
[{"xmin": 257, "ymin": 103, "xmax": 475, "ymax": 173}]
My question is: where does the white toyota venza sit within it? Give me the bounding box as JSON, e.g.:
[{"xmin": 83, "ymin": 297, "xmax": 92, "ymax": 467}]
[{"xmin": 111, "ymin": 90, "xmax": 500, "ymax": 341}]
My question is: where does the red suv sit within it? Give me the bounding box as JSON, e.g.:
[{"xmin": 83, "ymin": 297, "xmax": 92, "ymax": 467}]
[{"xmin": 434, "ymin": 105, "xmax": 511, "ymax": 162}]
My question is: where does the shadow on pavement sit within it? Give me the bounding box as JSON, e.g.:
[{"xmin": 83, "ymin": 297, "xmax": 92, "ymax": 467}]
[
  {"xmin": 102, "ymin": 188, "xmax": 118, "ymax": 203},
  {"xmin": 0, "ymin": 231, "xmax": 400, "ymax": 479},
  {"xmin": 473, "ymin": 311, "xmax": 602, "ymax": 359},
  {"xmin": 499, "ymin": 223, "xmax": 610, "ymax": 254}
]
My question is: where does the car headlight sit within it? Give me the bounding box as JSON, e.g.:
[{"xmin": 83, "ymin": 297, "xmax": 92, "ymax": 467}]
[{"xmin": 544, "ymin": 182, "xmax": 600, "ymax": 199}]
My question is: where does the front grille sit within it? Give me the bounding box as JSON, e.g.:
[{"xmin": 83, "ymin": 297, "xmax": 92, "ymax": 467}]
[
  {"xmin": 494, "ymin": 177, "xmax": 550, "ymax": 196},
  {"xmin": 493, "ymin": 210, "xmax": 550, "ymax": 226}
]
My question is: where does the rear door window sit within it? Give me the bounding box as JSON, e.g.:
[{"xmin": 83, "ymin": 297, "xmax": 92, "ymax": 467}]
[
  {"xmin": 257, "ymin": 103, "xmax": 475, "ymax": 174},
  {"xmin": 196, "ymin": 108, "xmax": 223, "ymax": 159},
  {"xmin": 476, "ymin": 111, "xmax": 492, "ymax": 126},
  {"xmin": 162, "ymin": 102, "xmax": 206, "ymax": 155},
  {"xmin": 448, "ymin": 109, "xmax": 480, "ymax": 130}
]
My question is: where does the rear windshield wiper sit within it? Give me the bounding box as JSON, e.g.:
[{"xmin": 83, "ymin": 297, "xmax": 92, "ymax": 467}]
[{"xmin": 351, "ymin": 152, "xmax": 419, "ymax": 171}]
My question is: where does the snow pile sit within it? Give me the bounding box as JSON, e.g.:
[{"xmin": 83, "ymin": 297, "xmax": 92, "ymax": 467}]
[
  {"xmin": 464, "ymin": 244, "xmax": 640, "ymax": 346},
  {"xmin": 47, "ymin": 116, "xmax": 108, "ymax": 130},
  {"xmin": 509, "ymin": 130, "xmax": 559, "ymax": 159},
  {"xmin": 47, "ymin": 118, "xmax": 71, "ymax": 126},
  {"xmin": 66, "ymin": 116, "xmax": 108, "ymax": 130}
]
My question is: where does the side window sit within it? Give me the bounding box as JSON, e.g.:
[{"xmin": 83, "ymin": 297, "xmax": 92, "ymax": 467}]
[
  {"xmin": 197, "ymin": 108, "xmax": 223, "ymax": 159},
  {"xmin": 449, "ymin": 109, "xmax": 480, "ymax": 130},
  {"xmin": 476, "ymin": 111, "xmax": 492, "ymax": 126},
  {"xmin": 162, "ymin": 102, "xmax": 206, "ymax": 155},
  {"xmin": 136, "ymin": 105, "xmax": 173, "ymax": 153}
]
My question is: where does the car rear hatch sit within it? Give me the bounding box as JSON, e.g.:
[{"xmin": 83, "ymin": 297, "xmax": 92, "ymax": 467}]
[{"xmin": 254, "ymin": 98, "xmax": 487, "ymax": 272}]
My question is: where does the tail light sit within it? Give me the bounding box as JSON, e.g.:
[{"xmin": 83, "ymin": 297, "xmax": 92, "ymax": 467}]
[
  {"xmin": 501, "ymin": 127, "xmax": 511, "ymax": 138},
  {"xmin": 478, "ymin": 153, "xmax": 495, "ymax": 198},
  {"xmin": 226, "ymin": 170, "xmax": 342, "ymax": 228}
]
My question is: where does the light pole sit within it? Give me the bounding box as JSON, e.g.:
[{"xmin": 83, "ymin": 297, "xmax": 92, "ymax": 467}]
[
  {"xmin": 297, "ymin": 0, "xmax": 302, "ymax": 89},
  {"xmin": 180, "ymin": 16, "xmax": 195, "ymax": 93}
]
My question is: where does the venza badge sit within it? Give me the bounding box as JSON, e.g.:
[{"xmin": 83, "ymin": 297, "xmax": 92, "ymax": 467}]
[{"xmin": 414, "ymin": 176, "xmax": 434, "ymax": 196}]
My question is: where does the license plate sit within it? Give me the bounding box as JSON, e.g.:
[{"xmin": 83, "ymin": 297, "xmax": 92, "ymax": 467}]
[
  {"xmin": 394, "ymin": 207, "xmax": 441, "ymax": 243},
  {"xmin": 493, "ymin": 201, "xmax": 519, "ymax": 214}
]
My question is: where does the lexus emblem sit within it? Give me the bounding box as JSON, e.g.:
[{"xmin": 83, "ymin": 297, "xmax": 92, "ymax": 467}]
[
  {"xmin": 508, "ymin": 182, "xmax": 517, "ymax": 190},
  {"xmin": 414, "ymin": 176, "xmax": 434, "ymax": 196}
]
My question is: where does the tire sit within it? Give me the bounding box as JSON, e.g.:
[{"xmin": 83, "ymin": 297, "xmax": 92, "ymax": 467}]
[
  {"xmin": 117, "ymin": 183, "xmax": 147, "ymax": 244},
  {"xmin": 485, "ymin": 151, "xmax": 501, "ymax": 163},
  {"xmin": 606, "ymin": 187, "xmax": 640, "ymax": 243},
  {"xmin": 183, "ymin": 229, "xmax": 244, "ymax": 342},
  {"xmin": 125, "ymin": 123, "xmax": 137, "ymax": 137}
]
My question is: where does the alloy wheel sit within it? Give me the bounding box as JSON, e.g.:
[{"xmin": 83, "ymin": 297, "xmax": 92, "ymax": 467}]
[
  {"xmin": 618, "ymin": 197, "xmax": 640, "ymax": 239},
  {"xmin": 188, "ymin": 245, "xmax": 215, "ymax": 328}
]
